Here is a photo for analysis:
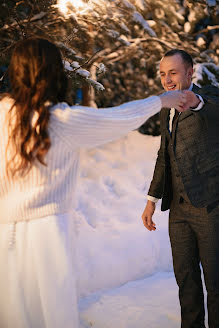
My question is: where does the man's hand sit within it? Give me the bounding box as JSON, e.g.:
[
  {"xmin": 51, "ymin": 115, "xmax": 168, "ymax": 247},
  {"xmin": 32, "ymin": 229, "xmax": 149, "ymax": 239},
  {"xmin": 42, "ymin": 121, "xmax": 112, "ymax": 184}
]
[
  {"xmin": 181, "ymin": 90, "xmax": 201, "ymax": 110},
  {"xmin": 141, "ymin": 200, "xmax": 156, "ymax": 231},
  {"xmin": 159, "ymin": 90, "xmax": 201, "ymax": 112}
]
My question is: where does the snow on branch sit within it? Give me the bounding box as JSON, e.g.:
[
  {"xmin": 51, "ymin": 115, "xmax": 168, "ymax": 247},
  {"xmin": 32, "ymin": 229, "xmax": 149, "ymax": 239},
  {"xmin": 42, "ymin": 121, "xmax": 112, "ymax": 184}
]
[
  {"xmin": 107, "ymin": 29, "xmax": 120, "ymax": 38},
  {"xmin": 121, "ymin": 0, "xmax": 136, "ymax": 10},
  {"xmin": 106, "ymin": 30, "xmax": 131, "ymax": 46},
  {"xmin": 2, "ymin": 12, "xmax": 48, "ymax": 30},
  {"xmin": 86, "ymin": 78, "xmax": 105, "ymax": 91},
  {"xmin": 132, "ymin": 12, "xmax": 157, "ymax": 37},
  {"xmin": 118, "ymin": 35, "xmax": 131, "ymax": 46},
  {"xmin": 134, "ymin": 0, "xmax": 146, "ymax": 11},
  {"xmin": 64, "ymin": 60, "xmax": 90, "ymax": 76},
  {"xmin": 96, "ymin": 63, "xmax": 106, "ymax": 75},
  {"xmin": 207, "ymin": 0, "xmax": 217, "ymax": 7},
  {"xmin": 64, "ymin": 60, "xmax": 105, "ymax": 91},
  {"xmin": 57, "ymin": 42, "xmax": 77, "ymax": 55},
  {"xmin": 193, "ymin": 63, "xmax": 219, "ymax": 87},
  {"xmin": 76, "ymin": 68, "xmax": 91, "ymax": 78},
  {"xmin": 120, "ymin": 22, "xmax": 130, "ymax": 33}
]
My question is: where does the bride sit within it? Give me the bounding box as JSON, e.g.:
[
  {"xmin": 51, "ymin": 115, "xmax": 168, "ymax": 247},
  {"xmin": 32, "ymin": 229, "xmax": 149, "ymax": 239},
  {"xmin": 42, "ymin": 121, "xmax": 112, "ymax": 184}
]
[{"xmin": 0, "ymin": 37, "xmax": 193, "ymax": 328}]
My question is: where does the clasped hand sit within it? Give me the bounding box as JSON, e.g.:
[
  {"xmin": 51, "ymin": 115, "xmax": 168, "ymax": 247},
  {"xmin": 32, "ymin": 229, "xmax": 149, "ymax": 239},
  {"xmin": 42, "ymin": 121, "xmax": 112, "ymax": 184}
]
[{"xmin": 160, "ymin": 90, "xmax": 200, "ymax": 111}]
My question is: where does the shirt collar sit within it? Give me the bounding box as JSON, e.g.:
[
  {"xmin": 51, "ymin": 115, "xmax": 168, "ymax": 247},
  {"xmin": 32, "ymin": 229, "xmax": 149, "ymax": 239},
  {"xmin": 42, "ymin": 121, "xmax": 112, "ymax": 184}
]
[{"xmin": 188, "ymin": 83, "xmax": 193, "ymax": 91}]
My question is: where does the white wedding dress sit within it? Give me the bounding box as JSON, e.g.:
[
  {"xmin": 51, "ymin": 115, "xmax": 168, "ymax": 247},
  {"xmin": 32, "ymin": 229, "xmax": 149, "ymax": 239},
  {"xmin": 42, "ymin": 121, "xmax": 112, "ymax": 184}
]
[{"xmin": 0, "ymin": 213, "xmax": 79, "ymax": 328}]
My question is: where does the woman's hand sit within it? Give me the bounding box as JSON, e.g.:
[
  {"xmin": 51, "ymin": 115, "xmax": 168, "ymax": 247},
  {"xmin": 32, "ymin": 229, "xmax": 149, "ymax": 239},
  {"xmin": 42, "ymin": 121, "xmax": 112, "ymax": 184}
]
[{"xmin": 159, "ymin": 90, "xmax": 198, "ymax": 112}]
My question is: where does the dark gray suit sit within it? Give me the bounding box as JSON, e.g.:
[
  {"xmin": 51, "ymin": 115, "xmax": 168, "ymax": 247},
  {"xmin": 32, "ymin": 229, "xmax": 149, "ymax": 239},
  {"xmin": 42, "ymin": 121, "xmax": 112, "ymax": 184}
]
[{"xmin": 148, "ymin": 84, "xmax": 219, "ymax": 328}]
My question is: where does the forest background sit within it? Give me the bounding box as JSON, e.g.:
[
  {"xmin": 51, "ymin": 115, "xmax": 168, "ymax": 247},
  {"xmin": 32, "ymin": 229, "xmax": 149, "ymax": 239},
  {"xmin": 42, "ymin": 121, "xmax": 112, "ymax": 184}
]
[{"xmin": 0, "ymin": 0, "xmax": 218, "ymax": 134}]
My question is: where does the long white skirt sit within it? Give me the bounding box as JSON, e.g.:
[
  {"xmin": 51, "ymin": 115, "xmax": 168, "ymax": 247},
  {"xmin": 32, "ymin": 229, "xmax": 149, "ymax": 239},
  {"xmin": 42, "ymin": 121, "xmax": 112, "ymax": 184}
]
[{"xmin": 0, "ymin": 213, "xmax": 79, "ymax": 328}]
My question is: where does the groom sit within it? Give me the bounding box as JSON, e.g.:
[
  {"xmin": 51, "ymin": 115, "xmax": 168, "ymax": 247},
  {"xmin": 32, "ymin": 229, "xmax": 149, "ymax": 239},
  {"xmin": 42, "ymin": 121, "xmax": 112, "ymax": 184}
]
[{"xmin": 142, "ymin": 49, "xmax": 219, "ymax": 328}]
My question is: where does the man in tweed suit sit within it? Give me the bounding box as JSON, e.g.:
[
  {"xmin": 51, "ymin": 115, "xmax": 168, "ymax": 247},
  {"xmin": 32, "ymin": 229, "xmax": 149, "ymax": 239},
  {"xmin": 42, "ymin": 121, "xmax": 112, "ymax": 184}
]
[{"xmin": 141, "ymin": 49, "xmax": 219, "ymax": 328}]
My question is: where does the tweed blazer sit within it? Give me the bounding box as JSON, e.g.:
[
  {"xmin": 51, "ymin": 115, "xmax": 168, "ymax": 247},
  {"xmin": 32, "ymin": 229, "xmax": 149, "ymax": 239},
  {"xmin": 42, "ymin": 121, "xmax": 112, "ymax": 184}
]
[{"xmin": 148, "ymin": 84, "xmax": 219, "ymax": 210}]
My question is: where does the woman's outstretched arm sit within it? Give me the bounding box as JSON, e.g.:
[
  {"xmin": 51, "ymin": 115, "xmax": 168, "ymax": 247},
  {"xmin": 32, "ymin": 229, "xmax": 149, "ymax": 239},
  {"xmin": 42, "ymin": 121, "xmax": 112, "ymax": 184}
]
[{"xmin": 50, "ymin": 91, "xmax": 188, "ymax": 150}]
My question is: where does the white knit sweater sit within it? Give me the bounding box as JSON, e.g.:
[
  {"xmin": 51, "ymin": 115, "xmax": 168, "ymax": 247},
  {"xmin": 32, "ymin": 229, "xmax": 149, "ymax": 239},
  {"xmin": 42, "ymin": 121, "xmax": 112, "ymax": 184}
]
[{"xmin": 0, "ymin": 96, "xmax": 161, "ymax": 223}]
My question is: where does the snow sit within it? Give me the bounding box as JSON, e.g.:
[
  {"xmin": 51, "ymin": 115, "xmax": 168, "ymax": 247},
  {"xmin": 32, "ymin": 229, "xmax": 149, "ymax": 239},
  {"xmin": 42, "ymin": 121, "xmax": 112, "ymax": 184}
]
[
  {"xmin": 76, "ymin": 68, "xmax": 91, "ymax": 78},
  {"xmin": 86, "ymin": 78, "xmax": 105, "ymax": 91},
  {"xmin": 74, "ymin": 131, "xmax": 208, "ymax": 327},
  {"xmin": 71, "ymin": 61, "xmax": 81, "ymax": 69},
  {"xmin": 121, "ymin": 0, "xmax": 136, "ymax": 10},
  {"xmin": 133, "ymin": 12, "xmax": 157, "ymax": 37},
  {"xmin": 120, "ymin": 22, "xmax": 130, "ymax": 33},
  {"xmin": 64, "ymin": 61, "xmax": 105, "ymax": 90},
  {"xmin": 96, "ymin": 63, "xmax": 106, "ymax": 75},
  {"xmin": 64, "ymin": 61, "xmax": 87, "ymax": 73},
  {"xmin": 196, "ymin": 35, "xmax": 206, "ymax": 48},
  {"xmin": 134, "ymin": 0, "xmax": 145, "ymax": 11},
  {"xmin": 56, "ymin": 0, "xmax": 90, "ymax": 15},
  {"xmin": 72, "ymin": 130, "xmax": 209, "ymax": 327},
  {"xmin": 57, "ymin": 42, "xmax": 77, "ymax": 55},
  {"xmin": 79, "ymin": 272, "xmax": 181, "ymax": 328},
  {"xmin": 184, "ymin": 21, "xmax": 191, "ymax": 33},
  {"xmin": 107, "ymin": 29, "xmax": 120, "ymax": 39},
  {"xmin": 118, "ymin": 35, "xmax": 131, "ymax": 46},
  {"xmin": 194, "ymin": 63, "xmax": 219, "ymax": 87},
  {"xmin": 64, "ymin": 60, "xmax": 74, "ymax": 71},
  {"xmin": 207, "ymin": 0, "xmax": 216, "ymax": 7}
]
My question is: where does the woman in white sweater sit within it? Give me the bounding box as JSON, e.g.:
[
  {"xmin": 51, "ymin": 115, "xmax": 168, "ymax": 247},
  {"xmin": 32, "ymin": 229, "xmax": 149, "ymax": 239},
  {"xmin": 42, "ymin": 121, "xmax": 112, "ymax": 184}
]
[{"xmin": 0, "ymin": 38, "xmax": 190, "ymax": 328}]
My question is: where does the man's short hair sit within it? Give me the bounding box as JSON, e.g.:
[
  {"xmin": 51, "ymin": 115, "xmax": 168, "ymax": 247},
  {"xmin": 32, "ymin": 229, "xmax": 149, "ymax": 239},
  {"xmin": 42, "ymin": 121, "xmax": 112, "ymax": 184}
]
[{"xmin": 163, "ymin": 49, "xmax": 193, "ymax": 68}]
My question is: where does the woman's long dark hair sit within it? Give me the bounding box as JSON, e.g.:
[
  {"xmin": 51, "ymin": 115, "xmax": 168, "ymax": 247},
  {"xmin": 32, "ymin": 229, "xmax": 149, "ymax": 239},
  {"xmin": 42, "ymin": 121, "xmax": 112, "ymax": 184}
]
[{"xmin": 6, "ymin": 37, "xmax": 68, "ymax": 177}]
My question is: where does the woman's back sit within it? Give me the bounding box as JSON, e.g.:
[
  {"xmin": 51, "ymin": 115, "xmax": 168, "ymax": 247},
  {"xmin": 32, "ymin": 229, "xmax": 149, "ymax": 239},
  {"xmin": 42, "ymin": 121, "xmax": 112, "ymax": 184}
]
[
  {"xmin": 0, "ymin": 92, "xmax": 162, "ymax": 224},
  {"xmin": 0, "ymin": 96, "xmax": 82, "ymax": 224}
]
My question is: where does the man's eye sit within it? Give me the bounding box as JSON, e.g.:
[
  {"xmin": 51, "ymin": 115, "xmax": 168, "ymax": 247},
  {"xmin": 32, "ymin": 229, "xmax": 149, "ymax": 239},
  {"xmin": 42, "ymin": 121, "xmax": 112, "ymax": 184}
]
[{"xmin": 171, "ymin": 72, "xmax": 176, "ymax": 75}]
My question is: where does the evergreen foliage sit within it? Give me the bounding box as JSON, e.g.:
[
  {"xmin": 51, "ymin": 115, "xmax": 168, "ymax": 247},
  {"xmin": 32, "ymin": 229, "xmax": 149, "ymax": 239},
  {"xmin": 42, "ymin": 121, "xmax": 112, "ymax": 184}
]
[{"xmin": 0, "ymin": 0, "xmax": 218, "ymax": 134}]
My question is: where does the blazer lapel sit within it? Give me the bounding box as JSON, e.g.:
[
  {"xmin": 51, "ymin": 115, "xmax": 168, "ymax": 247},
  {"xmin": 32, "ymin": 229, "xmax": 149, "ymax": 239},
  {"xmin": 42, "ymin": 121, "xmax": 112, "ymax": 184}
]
[
  {"xmin": 162, "ymin": 107, "xmax": 171, "ymax": 133},
  {"xmin": 192, "ymin": 84, "xmax": 201, "ymax": 93},
  {"xmin": 179, "ymin": 110, "xmax": 194, "ymax": 121}
]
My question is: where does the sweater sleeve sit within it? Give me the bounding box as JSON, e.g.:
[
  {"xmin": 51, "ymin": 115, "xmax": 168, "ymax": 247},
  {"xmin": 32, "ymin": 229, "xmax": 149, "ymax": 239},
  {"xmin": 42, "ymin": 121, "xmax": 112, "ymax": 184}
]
[{"xmin": 50, "ymin": 96, "xmax": 161, "ymax": 149}]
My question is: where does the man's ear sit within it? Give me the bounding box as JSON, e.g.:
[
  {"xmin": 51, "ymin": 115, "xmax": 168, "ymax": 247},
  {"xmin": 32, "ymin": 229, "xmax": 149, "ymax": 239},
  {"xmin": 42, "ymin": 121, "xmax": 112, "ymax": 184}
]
[{"xmin": 187, "ymin": 67, "xmax": 193, "ymax": 79}]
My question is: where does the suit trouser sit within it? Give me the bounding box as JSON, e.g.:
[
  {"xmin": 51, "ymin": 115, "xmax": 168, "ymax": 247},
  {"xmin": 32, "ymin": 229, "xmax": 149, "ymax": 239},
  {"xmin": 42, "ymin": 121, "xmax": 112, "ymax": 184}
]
[{"xmin": 169, "ymin": 198, "xmax": 219, "ymax": 328}]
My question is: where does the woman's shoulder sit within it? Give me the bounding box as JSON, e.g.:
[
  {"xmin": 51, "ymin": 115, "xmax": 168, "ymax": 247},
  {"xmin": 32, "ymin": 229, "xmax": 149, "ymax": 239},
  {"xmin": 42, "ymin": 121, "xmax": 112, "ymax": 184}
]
[
  {"xmin": 0, "ymin": 93, "xmax": 14, "ymax": 108},
  {"xmin": 50, "ymin": 101, "xmax": 70, "ymax": 111},
  {"xmin": 50, "ymin": 102, "xmax": 89, "ymax": 119},
  {"xmin": 0, "ymin": 94, "xmax": 14, "ymax": 127}
]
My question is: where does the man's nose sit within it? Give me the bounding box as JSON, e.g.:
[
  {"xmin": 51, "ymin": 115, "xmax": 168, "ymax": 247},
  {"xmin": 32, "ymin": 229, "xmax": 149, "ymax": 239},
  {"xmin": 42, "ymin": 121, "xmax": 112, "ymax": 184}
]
[{"xmin": 165, "ymin": 75, "xmax": 172, "ymax": 84}]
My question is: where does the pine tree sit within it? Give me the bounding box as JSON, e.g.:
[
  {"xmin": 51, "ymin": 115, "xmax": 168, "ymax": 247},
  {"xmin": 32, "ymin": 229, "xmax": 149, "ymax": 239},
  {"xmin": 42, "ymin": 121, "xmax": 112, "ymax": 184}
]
[{"xmin": 0, "ymin": 0, "xmax": 218, "ymax": 133}]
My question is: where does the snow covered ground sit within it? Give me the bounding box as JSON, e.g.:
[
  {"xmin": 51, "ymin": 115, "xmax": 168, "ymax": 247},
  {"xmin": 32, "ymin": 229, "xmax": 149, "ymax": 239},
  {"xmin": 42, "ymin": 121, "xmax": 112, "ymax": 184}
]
[
  {"xmin": 72, "ymin": 131, "xmax": 207, "ymax": 328},
  {"xmin": 79, "ymin": 272, "xmax": 181, "ymax": 328}
]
